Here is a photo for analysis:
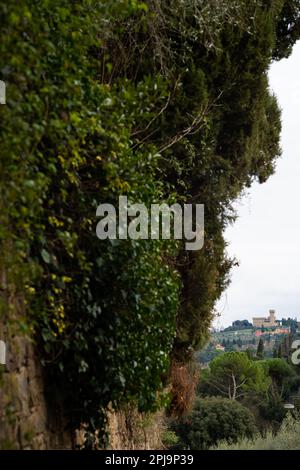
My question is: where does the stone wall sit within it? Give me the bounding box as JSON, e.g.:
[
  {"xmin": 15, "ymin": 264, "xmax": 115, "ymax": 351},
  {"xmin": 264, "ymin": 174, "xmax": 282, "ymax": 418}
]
[
  {"xmin": 107, "ymin": 407, "xmax": 164, "ymax": 450},
  {"xmin": 0, "ymin": 325, "xmax": 164, "ymax": 450},
  {"xmin": 0, "ymin": 273, "xmax": 163, "ymax": 450},
  {"xmin": 0, "ymin": 326, "xmax": 72, "ymax": 449}
]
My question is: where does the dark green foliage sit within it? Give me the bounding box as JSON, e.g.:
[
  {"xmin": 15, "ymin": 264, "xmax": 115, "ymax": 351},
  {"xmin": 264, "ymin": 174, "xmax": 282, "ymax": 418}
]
[
  {"xmin": 278, "ymin": 333, "xmax": 294, "ymax": 359},
  {"xmin": 0, "ymin": 0, "xmax": 180, "ymax": 441},
  {"xmin": 198, "ymin": 352, "xmax": 271, "ymax": 399},
  {"xmin": 263, "ymin": 358, "xmax": 295, "ymax": 400},
  {"xmin": 257, "ymin": 358, "xmax": 300, "ymax": 430},
  {"xmin": 196, "ymin": 354, "xmax": 300, "ymax": 433},
  {"xmin": 172, "ymin": 397, "xmax": 258, "ymax": 450},
  {"xmin": 282, "ymin": 318, "xmax": 298, "ymax": 334},
  {"xmin": 246, "ymin": 348, "xmax": 255, "ymax": 360},
  {"xmin": 273, "ymin": 0, "xmax": 300, "ymax": 59},
  {"xmin": 1, "ymin": 0, "xmax": 299, "ymax": 445},
  {"xmin": 225, "ymin": 320, "xmax": 253, "ymax": 331},
  {"xmin": 146, "ymin": 0, "xmax": 285, "ymax": 358},
  {"xmin": 195, "ymin": 344, "xmax": 223, "ymax": 364},
  {"xmin": 90, "ymin": 0, "xmax": 291, "ymax": 360},
  {"xmin": 257, "ymin": 338, "xmax": 265, "ymax": 359}
]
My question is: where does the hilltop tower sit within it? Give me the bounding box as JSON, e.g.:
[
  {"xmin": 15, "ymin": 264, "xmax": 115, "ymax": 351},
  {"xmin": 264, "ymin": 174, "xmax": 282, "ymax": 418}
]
[{"xmin": 253, "ymin": 309, "xmax": 279, "ymax": 328}]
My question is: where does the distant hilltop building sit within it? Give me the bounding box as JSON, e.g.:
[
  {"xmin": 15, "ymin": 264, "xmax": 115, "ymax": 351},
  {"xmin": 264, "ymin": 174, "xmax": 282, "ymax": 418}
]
[{"xmin": 253, "ymin": 309, "xmax": 280, "ymax": 329}]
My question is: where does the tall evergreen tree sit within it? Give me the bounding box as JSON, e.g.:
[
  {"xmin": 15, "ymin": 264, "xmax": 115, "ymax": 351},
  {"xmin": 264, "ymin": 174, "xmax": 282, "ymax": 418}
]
[{"xmin": 257, "ymin": 338, "xmax": 265, "ymax": 359}]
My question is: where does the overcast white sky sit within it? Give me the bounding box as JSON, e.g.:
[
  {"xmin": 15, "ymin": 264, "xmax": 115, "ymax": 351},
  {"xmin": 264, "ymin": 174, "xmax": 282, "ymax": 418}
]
[{"xmin": 215, "ymin": 41, "xmax": 300, "ymax": 329}]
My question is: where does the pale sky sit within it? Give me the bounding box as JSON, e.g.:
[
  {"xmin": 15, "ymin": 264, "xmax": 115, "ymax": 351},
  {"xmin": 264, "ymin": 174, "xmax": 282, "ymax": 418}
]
[{"xmin": 215, "ymin": 41, "xmax": 300, "ymax": 329}]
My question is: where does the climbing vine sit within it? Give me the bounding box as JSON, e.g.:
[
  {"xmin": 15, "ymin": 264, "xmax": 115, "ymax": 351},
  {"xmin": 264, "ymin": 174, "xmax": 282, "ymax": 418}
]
[{"xmin": 1, "ymin": 0, "xmax": 299, "ymax": 447}]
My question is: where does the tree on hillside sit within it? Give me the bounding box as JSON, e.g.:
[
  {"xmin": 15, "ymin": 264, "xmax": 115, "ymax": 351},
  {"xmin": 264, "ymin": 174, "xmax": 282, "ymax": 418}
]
[
  {"xmin": 281, "ymin": 318, "xmax": 298, "ymax": 334},
  {"xmin": 279, "ymin": 333, "xmax": 294, "ymax": 359},
  {"xmin": 273, "ymin": 347, "xmax": 279, "ymax": 358},
  {"xmin": 257, "ymin": 338, "xmax": 265, "ymax": 359},
  {"xmin": 225, "ymin": 320, "xmax": 253, "ymax": 331},
  {"xmin": 263, "ymin": 358, "xmax": 295, "ymax": 401},
  {"xmin": 199, "ymin": 352, "xmax": 270, "ymax": 400}
]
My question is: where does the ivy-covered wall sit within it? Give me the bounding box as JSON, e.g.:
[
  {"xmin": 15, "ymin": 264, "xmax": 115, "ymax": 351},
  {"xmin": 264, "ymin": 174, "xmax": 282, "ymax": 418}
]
[
  {"xmin": 1, "ymin": 0, "xmax": 299, "ymax": 448},
  {"xmin": 0, "ymin": 269, "xmax": 71, "ymax": 449}
]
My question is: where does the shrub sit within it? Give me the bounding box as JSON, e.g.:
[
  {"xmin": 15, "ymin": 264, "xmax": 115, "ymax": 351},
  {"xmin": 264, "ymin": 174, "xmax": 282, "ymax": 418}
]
[
  {"xmin": 215, "ymin": 412, "xmax": 300, "ymax": 450},
  {"xmin": 172, "ymin": 397, "xmax": 257, "ymax": 450},
  {"xmin": 161, "ymin": 430, "xmax": 179, "ymax": 449}
]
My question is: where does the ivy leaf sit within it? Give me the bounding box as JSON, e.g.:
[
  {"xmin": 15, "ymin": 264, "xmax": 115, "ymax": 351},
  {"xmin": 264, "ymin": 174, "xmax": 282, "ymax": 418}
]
[{"xmin": 41, "ymin": 248, "xmax": 50, "ymax": 264}]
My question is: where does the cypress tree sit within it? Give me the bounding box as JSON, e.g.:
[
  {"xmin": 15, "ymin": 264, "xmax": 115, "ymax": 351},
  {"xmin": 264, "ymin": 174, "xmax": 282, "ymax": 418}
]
[{"xmin": 257, "ymin": 338, "xmax": 265, "ymax": 359}]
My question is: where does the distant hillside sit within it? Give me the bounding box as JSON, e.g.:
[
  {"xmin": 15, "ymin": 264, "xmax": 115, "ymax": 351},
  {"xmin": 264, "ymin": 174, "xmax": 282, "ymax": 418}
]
[{"xmin": 197, "ymin": 318, "xmax": 300, "ymax": 364}]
